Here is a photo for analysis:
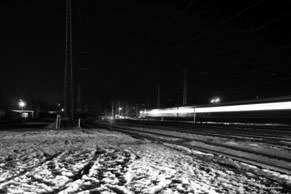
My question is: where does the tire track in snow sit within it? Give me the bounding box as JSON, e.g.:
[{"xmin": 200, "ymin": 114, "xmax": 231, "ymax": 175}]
[
  {"xmin": 43, "ymin": 148, "xmax": 105, "ymax": 193},
  {"xmin": 57, "ymin": 148, "xmax": 134, "ymax": 193},
  {"xmin": 0, "ymin": 151, "xmax": 62, "ymax": 184}
]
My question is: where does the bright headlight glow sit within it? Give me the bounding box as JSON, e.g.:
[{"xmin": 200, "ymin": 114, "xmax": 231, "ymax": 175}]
[{"xmin": 142, "ymin": 101, "xmax": 291, "ymax": 117}]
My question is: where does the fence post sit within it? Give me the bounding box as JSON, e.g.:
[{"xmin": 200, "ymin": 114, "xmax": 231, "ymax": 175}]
[
  {"xmin": 56, "ymin": 116, "xmax": 58, "ymax": 129},
  {"xmin": 56, "ymin": 115, "xmax": 60, "ymax": 129}
]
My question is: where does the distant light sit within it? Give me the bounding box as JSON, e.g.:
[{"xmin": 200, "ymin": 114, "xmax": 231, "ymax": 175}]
[
  {"xmin": 61, "ymin": 108, "xmax": 65, "ymax": 112},
  {"xmin": 210, "ymin": 97, "xmax": 220, "ymax": 104},
  {"xmin": 18, "ymin": 99, "xmax": 26, "ymax": 109},
  {"xmin": 21, "ymin": 112, "xmax": 29, "ymax": 118},
  {"xmin": 48, "ymin": 111, "xmax": 58, "ymax": 114},
  {"xmin": 118, "ymin": 107, "xmax": 122, "ymax": 111}
]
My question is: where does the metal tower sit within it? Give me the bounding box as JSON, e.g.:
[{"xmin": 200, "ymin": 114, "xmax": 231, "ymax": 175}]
[{"xmin": 64, "ymin": 0, "xmax": 74, "ymax": 120}]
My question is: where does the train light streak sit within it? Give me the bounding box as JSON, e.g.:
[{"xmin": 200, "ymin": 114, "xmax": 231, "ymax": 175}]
[
  {"xmin": 141, "ymin": 101, "xmax": 291, "ymax": 117},
  {"xmin": 195, "ymin": 101, "xmax": 291, "ymax": 113}
]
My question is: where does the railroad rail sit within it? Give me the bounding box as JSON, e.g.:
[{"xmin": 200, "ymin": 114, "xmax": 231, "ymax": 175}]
[
  {"xmin": 114, "ymin": 119, "xmax": 291, "ymax": 147},
  {"xmin": 82, "ymin": 119, "xmax": 291, "ymax": 175}
]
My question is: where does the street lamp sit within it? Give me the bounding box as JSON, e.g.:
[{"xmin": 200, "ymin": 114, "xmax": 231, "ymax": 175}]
[
  {"xmin": 210, "ymin": 97, "xmax": 220, "ymax": 104},
  {"xmin": 118, "ymin": 107, "xmax": 122, "ymax": 116},
  {"xmin": 18, "ymin": 99, "xmax": 26, "ymax": 111}
]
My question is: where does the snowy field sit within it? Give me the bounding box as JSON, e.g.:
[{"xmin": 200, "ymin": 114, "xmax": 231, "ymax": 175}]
[{"xmin": 0, "ymin": 128, "xmax": 290, "ymax": 194}]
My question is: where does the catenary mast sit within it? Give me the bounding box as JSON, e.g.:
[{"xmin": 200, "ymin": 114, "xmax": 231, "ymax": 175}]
[{"xmin": 64, "ymin": 0, "xmax": 74, "ymax": 120}]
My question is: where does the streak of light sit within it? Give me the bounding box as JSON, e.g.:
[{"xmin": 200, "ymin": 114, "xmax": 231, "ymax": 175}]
[{"xmin": 142, "ymin": 101, "xmax": 291, "ymax": 117}]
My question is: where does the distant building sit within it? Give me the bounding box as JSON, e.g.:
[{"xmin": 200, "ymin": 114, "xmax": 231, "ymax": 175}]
[{"xmin": 9, "ymin": 110, "xmax": 35, "ymax": 119}]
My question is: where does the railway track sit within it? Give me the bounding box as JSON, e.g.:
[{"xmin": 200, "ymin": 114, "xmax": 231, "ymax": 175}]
[
  {"xmin": 83, "ymin": 119, "xmax": 291, "ymax": 176},
  {"xmin": 117, "ymin": 119, "xmax": 291, "ymax": 136},
  {"xmin": 114, "ymin": 119, "xmax": 291, "ymax": 147}
]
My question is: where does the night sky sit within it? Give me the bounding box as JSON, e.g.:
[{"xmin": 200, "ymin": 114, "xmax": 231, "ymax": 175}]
[{"xmin": 0, "ymin": 0, "xmax": 291, "ymax": 109}]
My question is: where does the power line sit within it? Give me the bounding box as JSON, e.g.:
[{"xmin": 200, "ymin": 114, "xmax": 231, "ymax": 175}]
[
  {"xmin": 132, "ymin": 0, "xmax": 268, "ymax": 70},
  {"xmin": 154, "ymin": 1, "xmax": 291, "ymax": 73},
  {"xmin": 253, "ymin": 11, "xmax": 291, "ymax": 32},
  {"xmin": 175, "ymin": 0, "xmax": 266, "ymax": 50},
  {"xmin": 129, "ymin": 0, "xmax": 195, "ymax": 57}
]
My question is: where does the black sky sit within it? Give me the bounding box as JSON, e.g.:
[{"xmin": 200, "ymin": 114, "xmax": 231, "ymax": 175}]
[{"xmin": 0, "ymin": 0, "xmax": 291, "ymax": 108}]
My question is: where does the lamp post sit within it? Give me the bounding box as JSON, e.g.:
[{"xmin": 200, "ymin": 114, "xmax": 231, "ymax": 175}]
[
  {"xmin": 18, "ymin": 99, "xmax": 26, "ymax": 112},
  {"xmin": 118, "ymin": 107, "xmax": 122, "ymax": 117}
]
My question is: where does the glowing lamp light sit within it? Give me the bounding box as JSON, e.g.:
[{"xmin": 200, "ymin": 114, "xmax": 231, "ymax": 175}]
[
  {"xmin": 210, "ymin": 97, "xmax": 220, "ymax": 104},
  {"xmin": 18, "ymin": 100, "xmax": 26, "ymax": 109}
]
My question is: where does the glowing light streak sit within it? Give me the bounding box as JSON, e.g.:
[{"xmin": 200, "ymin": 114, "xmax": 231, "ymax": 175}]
[
  {"xmin": 195, "ymin": 101, "xmax": 291, "ymax": 113},
  {"xmin": 142, "ymin": 101, "xmax": 291, "ymax": 117}
]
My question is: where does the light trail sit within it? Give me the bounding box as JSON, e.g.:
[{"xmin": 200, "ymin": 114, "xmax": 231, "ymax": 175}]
[{"xmin": 142, "ymin": 101, "xmax": 291, "ymax": 117}]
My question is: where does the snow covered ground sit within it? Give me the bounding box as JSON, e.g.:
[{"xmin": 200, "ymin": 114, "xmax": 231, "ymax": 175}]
[
  {"xmin": 105, "ymin": 124, "xmax": 291, "ymax": 173},
  {"xmin": 0, "ymin": 128, "xmax": 290, "ymax": 193}
]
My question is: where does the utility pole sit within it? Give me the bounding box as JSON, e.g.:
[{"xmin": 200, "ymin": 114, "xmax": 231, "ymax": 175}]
[
  {"xmin": 64, "ymin": 0, "xmax": 74, "ymax": 120},
  {"xmin": 111, "ymin": 97, "xmax": 115, "ymax": 119},
  {"xmin": 157, "ymin": 85, "xmax": 160, "ymax": 108},
  {"xmin": 146, "ymin": 96, "xmax": 150, "ymax": 109},
  {"xmin": 183, "ymin": 69, "xmax": 187, "ymax": 106},
  {"xmin": 77, "ymin": 84, "xmax": 81, "ymax": 113},
  {"xmin": 135, "ymin": 104, "xmax": 138, "ymax": 118}
]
